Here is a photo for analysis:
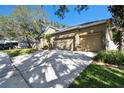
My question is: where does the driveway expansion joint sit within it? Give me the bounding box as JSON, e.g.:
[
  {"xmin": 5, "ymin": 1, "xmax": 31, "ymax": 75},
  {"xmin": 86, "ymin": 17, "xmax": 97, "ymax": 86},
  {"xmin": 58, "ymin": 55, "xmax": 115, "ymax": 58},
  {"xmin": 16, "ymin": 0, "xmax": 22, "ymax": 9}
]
[{"xmin": 9, "ymin": 56, "xmax": 32, "ymax": 88}]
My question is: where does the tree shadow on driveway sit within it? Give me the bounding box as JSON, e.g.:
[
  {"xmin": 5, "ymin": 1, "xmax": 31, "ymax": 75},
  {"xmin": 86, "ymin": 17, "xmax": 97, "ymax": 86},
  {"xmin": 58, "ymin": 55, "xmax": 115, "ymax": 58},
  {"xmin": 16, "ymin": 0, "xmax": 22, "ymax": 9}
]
[
  {"xmin": 2, "ymin": 50, "xmax": 96, "ymax": 88},
  {"xmin": 0, "ymin": 52, "xmax": 29, "ymax": 88}
]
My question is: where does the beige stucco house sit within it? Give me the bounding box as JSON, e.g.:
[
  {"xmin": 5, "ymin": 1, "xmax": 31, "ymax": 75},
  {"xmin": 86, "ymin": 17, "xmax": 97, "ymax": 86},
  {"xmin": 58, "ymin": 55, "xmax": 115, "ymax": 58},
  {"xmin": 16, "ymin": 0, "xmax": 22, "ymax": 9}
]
[
  {"xmin": 39, "ymin": 26, "xmax": 60, "ymax": 48},
  {"xmin": 51, "ymin": 19, "xmax": 117, "ymax": 52},
  {"xmin": 40, "ymin": 19, "xmax": 117, "ymax": 52}
]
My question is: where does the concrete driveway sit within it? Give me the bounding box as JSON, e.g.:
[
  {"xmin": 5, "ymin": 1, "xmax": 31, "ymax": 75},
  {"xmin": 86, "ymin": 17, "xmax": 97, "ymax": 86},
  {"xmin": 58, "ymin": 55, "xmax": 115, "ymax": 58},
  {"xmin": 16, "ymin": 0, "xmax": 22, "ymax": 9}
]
[
  {"xmin": 0, "ymin": 50, "xmax": 96, "ymax": 88},
  {"xmin": 0, "ymin": 52, "xmax": 28, "ymax": 88}
]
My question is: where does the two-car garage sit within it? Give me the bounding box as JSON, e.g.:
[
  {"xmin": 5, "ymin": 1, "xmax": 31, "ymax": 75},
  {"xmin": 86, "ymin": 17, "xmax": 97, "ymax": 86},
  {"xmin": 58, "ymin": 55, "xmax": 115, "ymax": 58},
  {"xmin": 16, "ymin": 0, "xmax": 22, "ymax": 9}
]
[
  {"xmin": 52, "ymin": 20, "xmax": 108, "ymax": 52},
  {"xmin": 53, "ymin": 32, "xmax": 103, "ymax": 52}
]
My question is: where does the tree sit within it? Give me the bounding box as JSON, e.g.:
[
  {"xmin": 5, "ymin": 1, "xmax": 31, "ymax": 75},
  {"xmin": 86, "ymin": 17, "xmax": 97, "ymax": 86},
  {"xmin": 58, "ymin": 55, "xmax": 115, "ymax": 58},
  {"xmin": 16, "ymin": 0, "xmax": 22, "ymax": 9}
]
[
  {"xmin": 31, "ymin": 6, "xmax": 49, "ymax": 42},
  {"xmin": 49, "ymin": 21, "xmax": 68, "ymax": 28},
  {"xmin": 12, "ymin": 6, "xmax": 34, "ymax": 48},
  {"xmin": 0, "ymin": 34, "xmax": 4, "ymax": 40},
  {"xmin": 43, "ymin": 34, "xmax": 52, "ymax": 49},
  {"xmin": 12, "ymin": 6, "xmax": 49, "ymax": 48},
  {"xmin": 0, "ymin": 16, "xmax": 18, "ymax": 40},
  {"xmin": 54, "ymin": 5, "xmax": 88, "ymax": 19},
  {"xmin": 108, "ymin": 5, "xmax": 124, "ymax": 51}
]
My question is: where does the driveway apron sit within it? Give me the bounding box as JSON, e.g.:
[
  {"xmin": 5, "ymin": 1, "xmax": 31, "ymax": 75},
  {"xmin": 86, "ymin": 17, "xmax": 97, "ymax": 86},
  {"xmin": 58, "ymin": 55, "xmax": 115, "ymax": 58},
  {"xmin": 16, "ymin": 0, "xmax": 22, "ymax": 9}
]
[
  {"xmin": 0, "ymin": 50, "xmax": 96, "ymax": 88},
  {"xmin": 12, "ymin": 50, "xmax": 96, "ymax": 88}
]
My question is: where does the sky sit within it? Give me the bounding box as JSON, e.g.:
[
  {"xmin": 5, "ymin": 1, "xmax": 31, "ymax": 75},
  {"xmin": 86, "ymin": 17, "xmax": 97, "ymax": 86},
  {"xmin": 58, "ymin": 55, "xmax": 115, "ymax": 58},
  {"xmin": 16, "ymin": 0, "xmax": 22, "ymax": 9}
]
[{"xmin": 0, "ymin": 5, "xmax": 112, "ymax": 26}]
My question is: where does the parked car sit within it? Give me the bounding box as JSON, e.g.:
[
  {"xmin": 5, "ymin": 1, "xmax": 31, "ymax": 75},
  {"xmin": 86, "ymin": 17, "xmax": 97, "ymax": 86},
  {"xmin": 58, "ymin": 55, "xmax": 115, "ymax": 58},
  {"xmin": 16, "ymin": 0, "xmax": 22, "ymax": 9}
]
[
  {"xmin": 0, "ymin": 44, "xmax": 4, "ymax": 50},
  {"xmin": 0, "ymin": 41, "xmax": 18, "ymax": 50}
]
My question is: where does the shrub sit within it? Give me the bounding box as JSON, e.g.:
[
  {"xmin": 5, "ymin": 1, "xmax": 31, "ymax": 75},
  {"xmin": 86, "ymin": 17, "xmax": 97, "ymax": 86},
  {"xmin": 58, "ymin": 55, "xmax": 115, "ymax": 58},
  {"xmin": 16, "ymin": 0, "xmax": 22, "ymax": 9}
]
[
  {"xmin": 95, "ymin": 51, "xmax": 124, "ymax": 65},
  {"xmin": 42, "ymin": 45, "xmax": 49, "ymax": 50},
  {"xmin": 4, "ymin": 49, "xmax": 20, "ymax": 57},
  {"xmin": 4, "ymin": 48, "xmax": 37, "ymax": 57},
  {"xmin": 19, "ymin": 48, "xmax": 33, "ymax": 54}
]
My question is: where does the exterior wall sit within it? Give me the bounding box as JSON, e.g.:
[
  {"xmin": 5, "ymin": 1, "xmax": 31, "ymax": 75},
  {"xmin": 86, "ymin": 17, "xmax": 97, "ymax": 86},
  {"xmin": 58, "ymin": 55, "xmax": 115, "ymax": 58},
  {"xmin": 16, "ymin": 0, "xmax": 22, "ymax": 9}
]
[
  {"xmin": 40, "ymin": 38, "xmax": 48, "ymax": 47},
  {"xmin": 53, "ymin": 23, "xmax": 107, "ymax": 51},
  {"xmin": 105, "ymin": 29, "xmax": 118, "ymax": 50},
  {"xmin": 39, "ymin": 27, "xmax": 56, "ymax": 48},
  {"xmin": 44, "ymin": 28, "xmax": 56, "ymax": 35}
]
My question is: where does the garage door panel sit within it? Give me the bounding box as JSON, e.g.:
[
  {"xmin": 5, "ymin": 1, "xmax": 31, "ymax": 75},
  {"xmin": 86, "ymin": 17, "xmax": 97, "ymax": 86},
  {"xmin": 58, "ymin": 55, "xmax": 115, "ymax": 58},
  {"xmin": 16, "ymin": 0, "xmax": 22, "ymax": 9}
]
[
  {"xmin": 80, "ymin": 33, "xmax": 102, "ymax": 52},
  {"xmin": 54, "ymin": 39, "xmax": 74, "ymax": 51}
]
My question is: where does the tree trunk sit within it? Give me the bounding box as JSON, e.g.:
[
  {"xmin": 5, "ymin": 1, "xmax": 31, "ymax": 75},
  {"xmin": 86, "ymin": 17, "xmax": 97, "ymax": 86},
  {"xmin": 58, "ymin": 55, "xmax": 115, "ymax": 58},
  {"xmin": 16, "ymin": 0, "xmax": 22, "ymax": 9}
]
[
  {"xmin": 26, "ymin": 35, "xmax": 32, "ymax": 48},
  {"xmin": 121, "ymin": 27, "xmax": 124, "ymax": 51},
  {"xmin": 118, "ymin": 31, "xmax": 121, "ymax": 50},
  {"xmin": 48, "ymin": 40, "xmax": 52, "ymax": 49}
]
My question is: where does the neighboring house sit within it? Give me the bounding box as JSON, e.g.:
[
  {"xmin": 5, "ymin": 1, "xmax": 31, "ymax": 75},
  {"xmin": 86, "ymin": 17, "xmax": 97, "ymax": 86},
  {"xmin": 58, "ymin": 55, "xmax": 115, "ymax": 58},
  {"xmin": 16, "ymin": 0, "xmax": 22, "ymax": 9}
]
[{"xmin": 50, "ymin": 19, "xmax": 117, "ymax": 52}]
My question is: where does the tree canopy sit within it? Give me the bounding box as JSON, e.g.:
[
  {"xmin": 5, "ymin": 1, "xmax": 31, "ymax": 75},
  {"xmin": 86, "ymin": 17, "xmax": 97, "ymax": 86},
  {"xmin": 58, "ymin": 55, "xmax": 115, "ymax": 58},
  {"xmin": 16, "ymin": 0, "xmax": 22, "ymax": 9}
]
[
  {"xmin": 108, "ymin": 5, "xmax": 124, "ymax": 50},
  {"xmin": 54, "ymin": 5, "xmax": 88, "ymax": 19},
  {"xmin": 0, "ymin": 5, "xmax": 68, "ymax": 48},
  {"xmin": 108, "ymin": 5, "xmax": 124, "ymax": 28}
]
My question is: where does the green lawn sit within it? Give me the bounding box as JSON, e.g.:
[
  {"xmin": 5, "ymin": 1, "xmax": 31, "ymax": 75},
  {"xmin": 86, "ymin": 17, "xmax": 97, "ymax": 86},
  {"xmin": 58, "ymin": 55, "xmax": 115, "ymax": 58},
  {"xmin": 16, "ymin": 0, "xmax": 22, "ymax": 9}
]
[
  {"xmin": 69, "ymin": 63, "xmax": 124, "ymax": 88},
  {"xmin": 2, "ymin": 48, "xmax": 37, "ymax": 57}
]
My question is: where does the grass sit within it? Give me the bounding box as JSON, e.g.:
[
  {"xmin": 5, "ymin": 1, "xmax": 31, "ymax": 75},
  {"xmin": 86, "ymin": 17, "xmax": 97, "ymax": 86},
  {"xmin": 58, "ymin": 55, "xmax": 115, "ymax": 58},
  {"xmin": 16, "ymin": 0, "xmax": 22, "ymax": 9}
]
[
  {"xmin": 69, "ymin": 63, "xmax": 124, "ymax": 88},
  {"xmin": 3, "ymin": 48, "xmax": 37, "ymax": 57}
]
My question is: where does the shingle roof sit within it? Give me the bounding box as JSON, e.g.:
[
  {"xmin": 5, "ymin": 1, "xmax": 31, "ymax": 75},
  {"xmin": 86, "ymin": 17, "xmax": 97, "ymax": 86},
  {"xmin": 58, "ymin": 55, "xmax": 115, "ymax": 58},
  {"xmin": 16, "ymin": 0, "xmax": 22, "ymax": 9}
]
[
  {"xmin": 46, "ymin": 26, "xmax": 61, "ymax": 32},
  {"xmin": 52, "ymin": 19, "xmax": 110, "ymax": 35}
]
